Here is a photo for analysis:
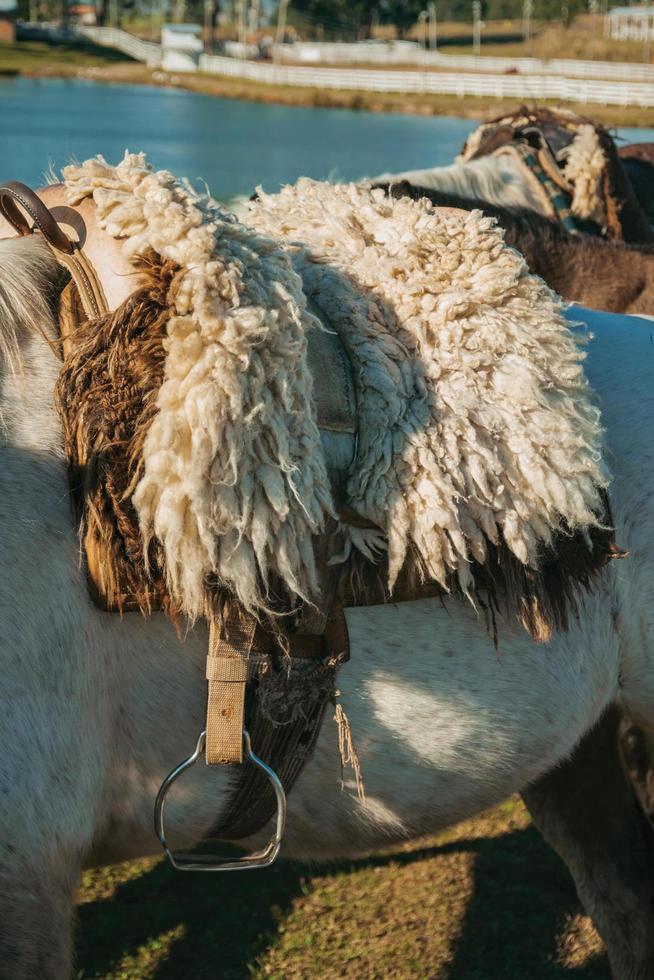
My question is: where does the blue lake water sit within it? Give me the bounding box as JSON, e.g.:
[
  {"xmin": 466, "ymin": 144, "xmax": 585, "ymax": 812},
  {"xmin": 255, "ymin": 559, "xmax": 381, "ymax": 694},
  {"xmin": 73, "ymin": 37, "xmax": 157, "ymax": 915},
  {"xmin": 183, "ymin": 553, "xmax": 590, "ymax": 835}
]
[{"xmin": 1, "ymin": 77, "xmax": 653, "ymax": 200}]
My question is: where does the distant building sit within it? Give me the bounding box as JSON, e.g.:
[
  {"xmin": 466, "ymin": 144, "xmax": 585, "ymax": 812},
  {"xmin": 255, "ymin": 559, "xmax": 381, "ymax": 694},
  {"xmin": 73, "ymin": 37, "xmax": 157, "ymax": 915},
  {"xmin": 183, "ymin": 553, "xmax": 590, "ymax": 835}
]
[
  {"xmin": 606, "ymin": 5, "xmax": 654, "ymax": 41},
  {"xmin": 0, "ymin": 0, "xmax": 17, "ymax": 43},
  {"xmin": 69, "ymin": 3, "xmax": 99, "ymax": 25},
  {"xmin": 161, "ymin": 23, "xmax": 203, "ymax": 72}
]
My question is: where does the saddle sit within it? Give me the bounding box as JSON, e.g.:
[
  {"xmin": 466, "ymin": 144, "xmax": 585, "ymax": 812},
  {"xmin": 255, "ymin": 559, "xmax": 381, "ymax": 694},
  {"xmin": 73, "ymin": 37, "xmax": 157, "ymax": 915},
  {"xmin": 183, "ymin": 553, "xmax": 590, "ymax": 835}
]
[
  {"xmin": 0, "ymin": 180, "xmax": 367, "ymax": 868},
  {"xmin": 460, "ymin": 107, "xmax": 654, "ymax": 243},
  {"xmin": 463, "ymin": 123, "xmax": 601, "ymax": 235}
]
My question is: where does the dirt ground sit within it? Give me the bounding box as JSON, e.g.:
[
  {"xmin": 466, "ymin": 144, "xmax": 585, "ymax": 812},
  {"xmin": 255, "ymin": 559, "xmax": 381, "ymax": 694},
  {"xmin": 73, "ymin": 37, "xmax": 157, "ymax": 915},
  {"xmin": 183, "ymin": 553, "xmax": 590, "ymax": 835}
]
[{"xmin": 76, "ymin": 797, "xmax": 609, "ymax": 979}]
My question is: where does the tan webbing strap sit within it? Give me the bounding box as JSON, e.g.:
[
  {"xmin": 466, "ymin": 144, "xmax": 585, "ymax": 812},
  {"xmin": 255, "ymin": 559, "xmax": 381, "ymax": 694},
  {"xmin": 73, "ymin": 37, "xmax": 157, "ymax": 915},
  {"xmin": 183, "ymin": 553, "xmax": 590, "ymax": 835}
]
[{"xmin": 205, "ymin": 615, "xmax": 256, "ymax": 765}]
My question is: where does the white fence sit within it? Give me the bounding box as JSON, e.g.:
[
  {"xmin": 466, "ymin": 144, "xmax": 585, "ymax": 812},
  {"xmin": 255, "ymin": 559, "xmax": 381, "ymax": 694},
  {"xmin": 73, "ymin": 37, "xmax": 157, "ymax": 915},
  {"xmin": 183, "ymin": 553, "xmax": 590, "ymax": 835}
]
[
  {"xmin": 76, "ymin": 27, "xmax": 654, "ymax": 108},
  {"xmin": 275, "ymin": 40, "xmax": 654, "ymax": 83},
  {"xmin": 274, "ymin": 40, "xmax": 422, "ymax": 64},
  {"xmin": 77, "ymin": 25, "xmax": 162, "ymax": 66},
  {"xmin": 433, "ymin": 51, "xmax": 654, "ymax": 83},
  {"xmin": 200, "ymin": 53, "xmax": 654, "ymax": 107}
]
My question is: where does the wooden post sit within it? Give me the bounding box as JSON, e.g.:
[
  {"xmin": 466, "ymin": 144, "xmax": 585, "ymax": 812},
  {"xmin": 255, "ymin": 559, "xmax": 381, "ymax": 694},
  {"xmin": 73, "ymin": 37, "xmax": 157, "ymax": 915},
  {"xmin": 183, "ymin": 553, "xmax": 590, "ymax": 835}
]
[
  {"xmin": 428, "ymin": 1, "xmax": 437, "ymax": 50},
  {"xmin": 274, "ymin": 0, "xmax": 290, "ymax": 64},
  {"xmin": 472, "ymin": 0, "xmax": 481, "ymax": 55},
  {"xmin": 644, "ymin": 0, "xmax": 652, "ymax": 63}
]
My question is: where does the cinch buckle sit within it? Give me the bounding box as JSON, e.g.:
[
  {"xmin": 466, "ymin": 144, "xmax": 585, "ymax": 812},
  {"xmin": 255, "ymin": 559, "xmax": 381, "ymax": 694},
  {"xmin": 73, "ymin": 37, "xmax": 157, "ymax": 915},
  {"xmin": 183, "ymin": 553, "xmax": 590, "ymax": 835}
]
[{"xmin": 153, "ymin": 729, "xmax": 286, "ymax": 872}]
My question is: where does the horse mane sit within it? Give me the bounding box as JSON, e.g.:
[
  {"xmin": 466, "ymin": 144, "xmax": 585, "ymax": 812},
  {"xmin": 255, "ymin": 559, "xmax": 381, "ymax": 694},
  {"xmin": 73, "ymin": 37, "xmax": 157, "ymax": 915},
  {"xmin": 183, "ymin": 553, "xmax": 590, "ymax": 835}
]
[
  {"xmin": 372, "ymin": 154, "xmax": 547, "ymax": 213},
  {"xmin": 0, "ymin": 236, "xmax": 61, "ymax": 374},
  {"xmin": 595, "ymin": 126, "xmax": 653, "ymax": 241}
]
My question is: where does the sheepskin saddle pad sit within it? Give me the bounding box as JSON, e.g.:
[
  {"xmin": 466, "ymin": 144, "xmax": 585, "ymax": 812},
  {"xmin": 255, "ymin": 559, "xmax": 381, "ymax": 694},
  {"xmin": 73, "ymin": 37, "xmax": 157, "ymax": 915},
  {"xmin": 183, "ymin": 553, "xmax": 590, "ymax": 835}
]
[
  {"xmin": 459, "ymin": 107, "xmax": 618, "ymax": 238},
  {"xmin": 56, "ymin": 152, "xmax": 615, "ymax": 643}
]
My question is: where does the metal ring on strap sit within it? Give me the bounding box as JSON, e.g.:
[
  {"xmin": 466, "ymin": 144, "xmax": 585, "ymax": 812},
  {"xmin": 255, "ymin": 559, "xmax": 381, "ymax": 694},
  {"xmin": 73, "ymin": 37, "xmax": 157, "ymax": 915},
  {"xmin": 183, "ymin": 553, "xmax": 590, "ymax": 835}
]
[
  {"xmin": 153, "ymin": 729, "xmax": 286, "ymax": 872},
  {"xmin": 0, "ymin": 180, "xmax": 110, "ymax": 322},
  {"xmin": 0, "ymin": 180, "xmax": 76, "ymax": 255}
]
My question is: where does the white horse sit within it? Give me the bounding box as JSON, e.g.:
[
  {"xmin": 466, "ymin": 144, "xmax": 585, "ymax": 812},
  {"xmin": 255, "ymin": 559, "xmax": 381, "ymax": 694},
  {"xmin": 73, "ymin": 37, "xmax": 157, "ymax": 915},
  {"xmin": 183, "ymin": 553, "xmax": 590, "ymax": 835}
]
[
  {"xmin": 2, "ymin": 232, "xmax": 654, "ymax": 980},
  {"xmin": 369, "ymin": 113, "xmax": 653, "ymax": 244}
]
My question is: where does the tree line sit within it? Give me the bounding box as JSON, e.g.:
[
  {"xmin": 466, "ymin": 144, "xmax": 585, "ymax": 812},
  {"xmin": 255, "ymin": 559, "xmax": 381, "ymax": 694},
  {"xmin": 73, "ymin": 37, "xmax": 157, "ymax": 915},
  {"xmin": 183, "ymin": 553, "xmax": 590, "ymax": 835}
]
[
  {"xmin": 16, "ymin": 0, "xmax": 590, "ymax": 33},
  {"xmin": 285, "ymin": 0, "xmax": 589, "ymax": 34}
]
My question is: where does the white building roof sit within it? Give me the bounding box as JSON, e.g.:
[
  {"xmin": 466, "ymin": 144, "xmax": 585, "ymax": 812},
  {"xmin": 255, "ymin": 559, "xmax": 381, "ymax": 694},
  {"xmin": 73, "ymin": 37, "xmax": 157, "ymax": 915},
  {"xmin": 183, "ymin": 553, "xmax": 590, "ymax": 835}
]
[
  {"xmin": 162, "ymin": 22, "xmax": 201, "ymax": 34},
  {"xmin": 609, "ymin": 5, "xmax": 654, "ymax": 14}
]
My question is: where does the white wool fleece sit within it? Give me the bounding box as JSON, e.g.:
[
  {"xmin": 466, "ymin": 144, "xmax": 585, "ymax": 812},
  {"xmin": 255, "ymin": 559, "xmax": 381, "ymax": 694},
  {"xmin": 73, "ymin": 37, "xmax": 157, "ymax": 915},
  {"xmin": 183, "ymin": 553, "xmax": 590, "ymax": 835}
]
[
  {"xmin": 248, "ymin": 179, "xmax": 609, "ymax": 595},
  {"xmin": 63, "ymin": 154, "xmax": 609, "ymax": 613},
  {"xmin": 561, "ymin": 123, "xmax": 608, "ymax": 230},
  {"xmin": 64, "ymin": 153, "xmax": 334, "ymax": 619}
]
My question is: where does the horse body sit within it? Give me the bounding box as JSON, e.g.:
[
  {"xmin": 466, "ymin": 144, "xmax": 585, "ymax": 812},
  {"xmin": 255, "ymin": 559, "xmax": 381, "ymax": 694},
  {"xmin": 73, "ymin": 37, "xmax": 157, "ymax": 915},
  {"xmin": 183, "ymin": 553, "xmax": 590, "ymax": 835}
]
[
  {"xmin": 3, "ymin": 222, "xmax": 654, "ymax": 976},
  {"xmin": 619, "ymin": 144, "xmax": 654, "ymax": 226}
]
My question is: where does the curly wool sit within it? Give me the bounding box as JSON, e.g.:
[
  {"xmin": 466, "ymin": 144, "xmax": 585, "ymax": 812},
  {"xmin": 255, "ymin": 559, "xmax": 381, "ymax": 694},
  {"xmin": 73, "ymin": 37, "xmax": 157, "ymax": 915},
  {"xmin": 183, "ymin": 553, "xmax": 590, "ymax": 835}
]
[
  {"xmin": 459, "ymin": 110, "xmax": 609, "ymax": 230},
  {"xmin": 561, "ymin": 123, "xmax": 608, "ymax": 229},
  {"xmin": 247, "ymin": 179, "xmax": 609, "ymax": 595},
  {"xmin": 64, "ymin": 153, "xmax": 334, "ymax": 619}
]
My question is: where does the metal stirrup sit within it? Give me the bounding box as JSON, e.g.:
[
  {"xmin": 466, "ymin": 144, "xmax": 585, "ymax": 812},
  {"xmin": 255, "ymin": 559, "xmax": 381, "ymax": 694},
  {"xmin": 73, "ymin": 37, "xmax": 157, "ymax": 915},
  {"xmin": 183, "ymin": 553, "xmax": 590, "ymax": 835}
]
[{"xmin": 153, "ymin": 729, "xmax": 286, "ymax": 872}]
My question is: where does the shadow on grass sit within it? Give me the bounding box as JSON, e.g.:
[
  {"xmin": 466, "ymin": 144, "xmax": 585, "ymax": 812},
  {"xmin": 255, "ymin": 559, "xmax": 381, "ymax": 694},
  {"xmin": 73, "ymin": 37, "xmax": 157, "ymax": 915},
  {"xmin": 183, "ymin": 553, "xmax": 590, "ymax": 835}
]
[
  {"xmin": 76, "ymin": 824, "xmax": 610, "ymax": 979},
  {"xmin": 48, "ymin": 38, "xmax": 135, "ymax": 62},
  {"xmin": 7, "ymin": 36, "xmax": 135, "ymax": 64},
  {"xmin": 444, "ymin": 828, "xmax": 610, "ymax": 980}
]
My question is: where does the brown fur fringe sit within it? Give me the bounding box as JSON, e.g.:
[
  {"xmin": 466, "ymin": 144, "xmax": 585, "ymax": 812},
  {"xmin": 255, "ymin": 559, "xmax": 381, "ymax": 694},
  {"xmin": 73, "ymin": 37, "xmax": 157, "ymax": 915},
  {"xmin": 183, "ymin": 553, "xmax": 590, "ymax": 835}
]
[
  {"xmin": 55, "ymin": 251, "xmax": 183, "ymax": 618},
  {"xmin": 340, "ymin": 501, "xmax": 618, "ymax": 646}
]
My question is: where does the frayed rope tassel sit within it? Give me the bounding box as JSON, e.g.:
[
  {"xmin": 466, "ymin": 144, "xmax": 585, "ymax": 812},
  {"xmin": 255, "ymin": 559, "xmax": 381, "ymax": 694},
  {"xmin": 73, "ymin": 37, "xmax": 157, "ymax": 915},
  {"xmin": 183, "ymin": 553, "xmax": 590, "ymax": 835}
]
[{"xmin": 334, "ymin": 701, "xmax": 365, "ymax": 802}]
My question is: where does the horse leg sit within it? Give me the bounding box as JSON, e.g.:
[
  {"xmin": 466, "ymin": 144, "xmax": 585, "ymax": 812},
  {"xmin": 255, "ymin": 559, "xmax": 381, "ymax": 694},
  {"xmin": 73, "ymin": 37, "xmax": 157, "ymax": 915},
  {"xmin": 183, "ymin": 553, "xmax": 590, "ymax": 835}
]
[
  {"xmin": 619, "ymin": 716, "xmax": 654, "ymax": 824},
  {"xmin": 0, "ymin": 854, "xmax": 80, "ymax": 979},
  {"xmin": 522, "ymin": 704, "xmax": 654, "ymax": 980}
]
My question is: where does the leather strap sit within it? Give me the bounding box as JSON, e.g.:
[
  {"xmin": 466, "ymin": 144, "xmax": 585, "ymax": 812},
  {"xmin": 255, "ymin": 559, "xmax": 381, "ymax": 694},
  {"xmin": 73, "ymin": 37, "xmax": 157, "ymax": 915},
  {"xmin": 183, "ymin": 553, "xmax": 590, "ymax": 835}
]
[
  {"xmin": 0, "ymin": 180, "xmax": 76, "ymax": 254},
  {"xmin": 0, "ymin": 181, "xmax": 109, "ymax": 322},
  {"xmin": 211, "ymin": 604, "xmax": 350, "ymax": 841},
  {"xmin": 205, "ymin": 614, "xmax": 258, "ymax": 765},
  {"xmin": 54, "ymin": 245, "xmax": 110, "ymax": 322}
]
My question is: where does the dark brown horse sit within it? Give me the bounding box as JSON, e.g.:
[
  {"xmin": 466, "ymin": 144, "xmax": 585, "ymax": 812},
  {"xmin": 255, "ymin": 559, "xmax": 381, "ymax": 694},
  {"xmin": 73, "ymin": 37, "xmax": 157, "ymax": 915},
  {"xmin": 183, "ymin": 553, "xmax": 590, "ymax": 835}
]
[{"xmin": 619, "ymin": 143, "xmax": 654, "ymax": 227}]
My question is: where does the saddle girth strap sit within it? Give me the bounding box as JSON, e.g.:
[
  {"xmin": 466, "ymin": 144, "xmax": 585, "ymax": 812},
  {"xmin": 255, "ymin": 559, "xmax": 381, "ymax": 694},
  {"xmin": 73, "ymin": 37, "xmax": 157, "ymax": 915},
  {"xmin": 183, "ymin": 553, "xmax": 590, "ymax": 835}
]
[{"xmin": 205, "ymin": 605, "xmax": 349, "ymax": 841}]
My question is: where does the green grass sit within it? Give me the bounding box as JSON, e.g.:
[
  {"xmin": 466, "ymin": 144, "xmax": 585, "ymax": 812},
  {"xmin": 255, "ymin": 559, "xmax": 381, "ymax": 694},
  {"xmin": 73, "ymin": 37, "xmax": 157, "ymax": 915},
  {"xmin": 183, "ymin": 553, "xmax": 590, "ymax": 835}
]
[
  {"xmin": 75, "ymin": 798, "xmax": 610, "ymax": 979},
  {"xmin": 0, "ymin": 38, "xmax": 133, "ymax": 74}
]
